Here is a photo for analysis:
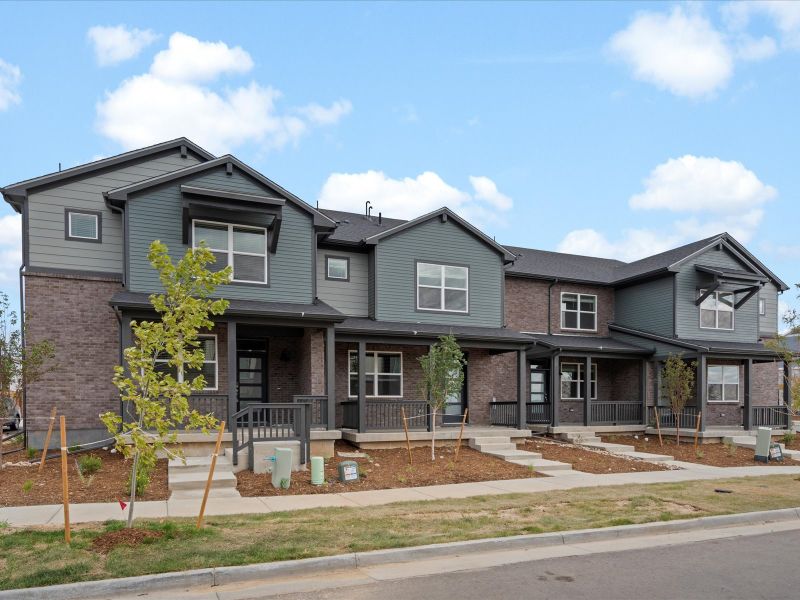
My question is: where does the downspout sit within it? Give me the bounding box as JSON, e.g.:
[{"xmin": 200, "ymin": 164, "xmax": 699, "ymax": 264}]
[
  {"xmin": 547, "ymin": 278, "xmax": 558, "ymax": 335},
  {"xmin": 18, "ymin": 265, "xmax": 26, "ymax": 448}
]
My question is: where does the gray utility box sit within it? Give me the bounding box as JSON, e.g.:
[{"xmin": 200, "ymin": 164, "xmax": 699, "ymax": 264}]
[
  {"xmin": 270, "ymin": 447, "xmax": 293, "ymax": 488},
  {"xmin": 754, "ymin": 427, "xmax": 772, "ymax": 463},
  {"xmin": 338, "ymin": 460, "xmax": 360, "ymax": 483}
]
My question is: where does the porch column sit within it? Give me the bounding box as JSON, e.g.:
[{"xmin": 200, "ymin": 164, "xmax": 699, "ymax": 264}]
[
  {"xmin": 227, "ymin": 320, "xmax": 237, "ymax": 431},
  {"xmin": 583, "ymin": 356, "xmax": 591, "ymax": 426},
  {"xmin": 325, "ymin": 326, "xmax": 336, "ymax": 430},
  {"xmin": 357, "ymin": 340, "xmax": 366, "ymax": 433},
  {"xmin": 697, "ymin": 354, "xmax": 707, "ymax": 432},
  {"xmin": 551, "ymin": 354, "xmax": 560, "ymax": 426},
  {"xmin": 517, "ymin": 349, "xmax": 526, "ymax": 429},
  {"xmin": 743, "ymin": 358, "xmax": 752, "ymax": 431},
  {"xmin": 784, "ymin": 361, "xmax": 792, "ymax": 429},
  {"xmin": 640, "ymin": 359, "xmax": 648, "ymax": 426}
]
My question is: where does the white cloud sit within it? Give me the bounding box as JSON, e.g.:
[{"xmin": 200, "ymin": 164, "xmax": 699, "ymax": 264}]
[
  {"xmin": 96, "ymin": 33, "xmax": 351, "ymax": 154},
  {"xmin": 735, "ymin": 34, "xmax": 778, "ymax": 61},
  {"xmin": 557, "ymin": 228, "xmax": 683, "ymax": 263},
  {"xmin": 608, "ymin": 6, "xmax": 733, "ymax": 98},
  {"xmin": 87, "ymin": 25, "xmax": 158, "ymax": 66},
  {"xmin": 317, "ymin": 170, "xmax": 513, "ymax": 224},
  {"xmin": 722, "ymin": 1, "xmax": 800, "ymax": 49},
  {"xmin": 0, "ymin": 214, "xmax": 22, "ymax": 287},
  {"xmin": 0, "ymin": 59, "xmax": 21, "ymax": 111}
]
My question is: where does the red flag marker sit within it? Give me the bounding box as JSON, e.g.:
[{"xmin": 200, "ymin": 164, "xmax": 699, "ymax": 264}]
[{"xmin": 119, "ymin": 500, "xmax": 127, "ymax": 511}]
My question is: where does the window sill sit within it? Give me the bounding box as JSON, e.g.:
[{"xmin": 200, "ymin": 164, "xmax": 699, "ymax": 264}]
[
  {"xmin": 416, "ymin": 308, "xmax": 469, "ymax": 315},
  {"xmin": 560, "ymin": 328, "xmax": 598, "ymax": 333}
]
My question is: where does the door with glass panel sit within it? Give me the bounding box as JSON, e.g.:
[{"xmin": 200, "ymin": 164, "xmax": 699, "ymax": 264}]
[
  {"xmin": 237, "ymin": 349, "xmax": 267, "ymax": 410},
  {"xmin": 443, "ymin": 358, "xmax": 468, "ymax": 425}
]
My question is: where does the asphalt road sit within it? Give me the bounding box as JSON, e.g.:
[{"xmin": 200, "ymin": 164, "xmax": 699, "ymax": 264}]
[{"xmin": 272, "ymin": 530, "xmax": 800, "ymax": 600}]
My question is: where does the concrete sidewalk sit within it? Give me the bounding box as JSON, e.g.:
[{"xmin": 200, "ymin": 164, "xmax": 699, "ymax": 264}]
[{"xmin": 2, "ymin": 464, "xmax": 799, "ymax": 527}]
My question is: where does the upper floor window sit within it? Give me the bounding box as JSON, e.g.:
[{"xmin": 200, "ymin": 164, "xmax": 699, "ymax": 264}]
[
  {"xmin": 416, "ymin": 262, "xmax": 468, "ymax": 313},
  {"xmin": 699, "ymin": 290, "xmax": 734, "ymax": 330},
  {"xmin": 348, "ymin": 351, "xmax": 403, "ymax": 397},
  {"xmin": 65, "ymin": 209, "xmax": 101, "ymax": 242},
  {"xmin": 154, "ymin": 334, "xmax": 218, "ymax": 391},
  {"xmin": 193, "ymin": 220, "xmax": 267, "ymax": 284},
  {"xmin": 561, "ymin": 293, "xmax": 596, "ymax": 331},
  {"xmin": 759, "ymin": 297, "xmax": 766, "ymax": 316},
  {"xmin": 326, "ymin": 256, "xmax": 349, "ymax": 281}
]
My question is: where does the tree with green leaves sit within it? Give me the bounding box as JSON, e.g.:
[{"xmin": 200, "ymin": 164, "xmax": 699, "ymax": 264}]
[
  {"xmin": 101, "ymin": 240, "xmax": 230, "ymax": 527},
  {"xmin": 766, "ymin": 288, "xmax": 800, "ymax": 418},
  {"xmin": 660, "ymin": 354, "xmax": 696, "ymax": 445},
  {"xmin": 418, "ymin": 334, "xmax": 465, "ymax": 461},
  {"xmin": 0, "ymin": 291, "xmax": 55, "ymax": 468}
]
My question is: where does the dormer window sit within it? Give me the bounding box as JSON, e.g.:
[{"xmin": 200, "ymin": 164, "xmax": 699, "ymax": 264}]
[
  {"xmin": 699, "ymin": 290, "xmax": 734, "ymax": 330},
  {"xmin": 193, "ymin": 220, "xmax": 267, "ymax": 284},
  {"xmin": 561, "ymin": 293, "xmax": 596, "ymax": 331}
]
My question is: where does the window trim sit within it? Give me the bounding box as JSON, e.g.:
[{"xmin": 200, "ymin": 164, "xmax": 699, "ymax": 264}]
[
  {"xmin": 64, "ymin": 208, "xmax": 102, "ymax": 243},
  {"xmin": 415, "ymin": 261, "xmax": 470, "ymax": 314},
  {"xmin": 154, "ymin": 334, "xmax": 218, "ymax": 392},
  {"xmin": 698, "ymin": 290, "xmax": 735, "ymax": 331},
  {"xmin": 706, "ymin": 364, "xmax": 739, "ymax": 404},
  {"xmin": 758, "ymin": 297, "xmax": 766, "ymax": 316},
  {"xmin": 347, "ymin": 351, "xmax": 403, "ymax": 398},
  {"xmin": 325, "ymin": 255, "xmax": 350, "ymax": 281},
  {"xmin": 560, "ymin": 362, "xmax": 598, "ymax": 400},
  {"xmin": 560, "ymin": 292, "xmax": 598, "ymax": 332},
  {"xmin": 192, "ymin": 219, "xmax": 268, "ymax": 285}
]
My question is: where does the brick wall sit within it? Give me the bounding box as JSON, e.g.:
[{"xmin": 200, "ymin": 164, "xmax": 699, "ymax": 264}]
[
  {"xmin": 752, "ymin": 360, "xmax": 781, "ymax": 407},
  {"xmin": 298, "ymin": 328, "xmax": 325, "ymax": 396}
]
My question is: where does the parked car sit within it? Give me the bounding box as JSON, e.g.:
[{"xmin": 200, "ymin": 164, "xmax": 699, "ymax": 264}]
[{"xmin": 1, "ymin": 395, "xmax": 22, "ymax": 431}]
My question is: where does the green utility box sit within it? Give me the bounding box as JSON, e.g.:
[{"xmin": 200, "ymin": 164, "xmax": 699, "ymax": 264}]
[
  {"xmin": 310, "ymin": 456, "xmax": 325, "ymax": 485},
  {"xmin": 338, "ymin": 460, "xmax": 360, "ymax": 483},
  {"xmin": 270, "ymin": 447, "xmax": 293, "ymax": 489}
]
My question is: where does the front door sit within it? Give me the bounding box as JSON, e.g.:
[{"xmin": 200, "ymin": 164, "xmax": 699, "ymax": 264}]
[
  {"xmin": 443, "ymin": 359, "xmax": 468, "ymax": 425},
  {"xmin": 237, "ymin": 349, "xmax": 267, "ymax": 409},
  {"xmin": 530, "ymin": 369, "xmax": 547, "ymax": 403}
]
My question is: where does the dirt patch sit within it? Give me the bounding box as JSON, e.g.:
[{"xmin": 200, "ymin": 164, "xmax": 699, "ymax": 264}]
[
  {"xmin": 601, "ymin": 435, "xmax": 786, "ymax": 467},
  {"xmin": 236, "ymin": 440, "xmax": 538, "ymax": 496},
  {"xmin": 0, "ymin": 449, "xmax": 168, "ymax": 507},
  {"xmin": 91, "ymin": 528, "xmax": 164, "ymax": 554},
  {"xmin": 522, "ymin": 438, "xmax": 671, "ymax": 474}
]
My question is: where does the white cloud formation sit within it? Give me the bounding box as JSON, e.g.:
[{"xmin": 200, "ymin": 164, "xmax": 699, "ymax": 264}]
[
  {"xmin": 0, "ymin": 214, "xmax": 22, "ymax": 287},
  {"xmin": 608, "ymin": 6, "xmax": 733, "ymax": 98},
  {"xmin": 317, "ymin": 170, "xmax": 513, "ymax": 224},
  {"xmin": 734, "ymin": 34, "xmax": 778, "ymax": 61},
  {"xmin": 96, "ymin": 32, "xmax": 351, "ymax": 154},
  {"xmin": 722, "ymin": 1, "xmax": 800, "ymax": 49},
  {"xmin": 0, "ymin": 59, "xmax": 21, "ymax": 111},
  {"xmin": 87, "ymin": 25, "xmax": 158, "ymax": 66}
]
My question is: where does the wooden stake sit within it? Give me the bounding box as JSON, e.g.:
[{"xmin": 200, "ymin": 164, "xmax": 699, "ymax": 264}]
[
  {"xmin": 197, "ymin": 421, "xmax": 226, "ymax": 529},
  {"xmin": 693, "ymin": 412, "xmax": 702, "ymax": 450},
  {"xmin": 59, "ymin": 416, "xmax": 71, "ymax": 544},
  {"xmin": 401, "ymin": 407, "xmax": 412, "ymax": 466},
  {"xmin": 454, "ymin": 408, "xmax": 469, "ymax": 462},
  {"xmin": 39, "ymin": 407, "xmax": 58, "ymax": 474},
  {"xmin": 653, "ymin": 406, "xmax": 663, "ymax": 447}
]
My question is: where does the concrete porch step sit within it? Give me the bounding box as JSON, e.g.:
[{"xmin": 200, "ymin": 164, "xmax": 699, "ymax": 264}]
[
  {"xmin": 483, "ymin": 448, "xmax": 542, "ymax": 460},
  {"xmin": 168, "ymin": 455, "xmax": 232, "ymax": 475},
  {"xmin": 168, "ymin": 469, "xmax": 238, "ymax": 491},
  {"xmin": 509, "ymin": 458, "xmax": 572, "ymax": 472},
  {"xmin": 469, "ymin": 436, "xmax": 513, "ymax": 447},
  {"xmin": 470, "ymin": 442, "xmax": 517, "ymax": 453},
  {"xmin": 618, "ymin": 450, "xmax": 674, "ymax": 462},
  {"xmin": 169, "ymin": 487, "xmax": 243, "ymax": 500}
]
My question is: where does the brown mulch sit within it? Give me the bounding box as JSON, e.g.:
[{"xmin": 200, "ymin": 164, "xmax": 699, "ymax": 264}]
[
  {"xmin": 0, "ymin": 449, "xmax": 168, "ymax": 507},
  {"xmin": 236, "ymin": 440, "xmax": 538, "ymax": 497},
  {"xmin": 91, "ymin": 528, "xmax": 164, "ymax": 554},
  {"xmin": 522, "ymin": 438, "xmax": 671, "ymax": 474},
  {"xmin": 602, "ymin": 435, "xmax": 786, "ymax": 467}
]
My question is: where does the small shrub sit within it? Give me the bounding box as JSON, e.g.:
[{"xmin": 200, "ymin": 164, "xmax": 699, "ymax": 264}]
[
  {"xmin": 21, "ymin": 479, "xmax": 33, "ymax": 494},
  {"xmin": 26, "ymin": 447, "xmax": 37, "ymax": 460},
  {"xmin": 127, "ymin": 463, "xmax": 153, "ymax": 496},
  {"xmin": 782, "ymin": 432, "xmax": 796, "ymax": 446},
  {"xmin": 79, "ymin": 454, "xmax": 102, "ymax": 476},
  {"xmin": 695, "ymin": 449, "xmax": 705, "ymax": 459},
  {"xmin": 280, "ymin": 477, "xmax": 291, "ymax": 490},
  {"xmin": 0, "ymin": 520, "xmax": 8, "ymax": 529},
  {"xmin": 68, "ymin": 445, "xmax": 80, "ymax": 453},
  {"xmin": 723, "ymin": 440, "xmax": 737, "ymax": 457}
]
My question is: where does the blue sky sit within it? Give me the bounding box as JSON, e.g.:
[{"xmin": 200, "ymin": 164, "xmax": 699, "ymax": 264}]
[{"xmin": 0, "ymin": 1, "xmax": 798, "ymax": 321}]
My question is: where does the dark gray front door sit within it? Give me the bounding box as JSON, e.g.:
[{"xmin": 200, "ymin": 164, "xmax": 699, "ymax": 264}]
[
  {"xmin": 443, "ymin": 360, "xmax": 468, "ymax": 425},
  {"xmin": 237, "ymin": 350, "xmax": 267, "ymax": 409}
]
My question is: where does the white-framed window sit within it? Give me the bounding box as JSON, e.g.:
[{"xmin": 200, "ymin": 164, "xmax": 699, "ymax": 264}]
[
  {"xmin": 560, "ymin": 362, "xmax": 597, "ymax": 400},
  {"xmin": 326, "ymin": 256, "xmax": 349, "ymax": 280},
  {"xmin": 66, "ymin": 210, "xmax": 100, "ymax": 241},
  {"xmin": 416, "ymin": 262, "xmax": 469, "ymax": 313},
  {"xmin": 759, "ymin": 297, "xmax": 766, "ymax": 316},
  {"xmin": 707, "ymin": 364, "xmax": 739, "ymax": 403},
  {"xmin": 193, "ymin": 220, "xmax": 267, "ymax": 284},
  {"xmin": 154, "ymin": 334, "xmax": 218, "ymax": 391},
  {"xmin": 699, "ymin": 290, "xmax": 734, "ymax": 330},
  {"xmin": 348, "ymin": 351, "xmax": 403, "ymax": 397},
  {"xmin": 561, "ymin": 293, "xmax": 597, "ymax": 331}
]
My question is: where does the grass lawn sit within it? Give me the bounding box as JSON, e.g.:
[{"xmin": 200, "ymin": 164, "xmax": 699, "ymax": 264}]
[{"xmin": 2, "ymin": 474, "xmax": 800, "ymax": 590}]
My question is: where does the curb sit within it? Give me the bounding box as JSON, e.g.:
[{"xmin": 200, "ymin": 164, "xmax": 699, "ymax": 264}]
[{"xmin": 4, "ymin": 507, "xmax": 799, "ymax": 599}]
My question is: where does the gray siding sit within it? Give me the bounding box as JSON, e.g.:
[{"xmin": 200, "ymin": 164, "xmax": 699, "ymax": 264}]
[
  {"xmin": 368, "ymin": 250, "xmax": 376, "ymax": 319},
  {"xmin": 375, "ymin": 217, "xmax": 504, "ymax": 327},
  {"xmin": 316, "ymin": 249, "xmax": 368, "ymax": 316},
  {"xmin": 674, "ymin": 246, "xmax": 759, "ymax": 343},
  {"xmin": 26, "ymin": 150, "xmax": 201, "ymax": 273},
  {"xmin": 758, "ymin": 282, "xmax": 779, "ymax": 337},
  {"xmin": 127, "ymin": 165, "xmax": 314, "ymax": 303},
  {"xmin": 614, "ymin": 275, "xmax": 674, "ymax": 336}
]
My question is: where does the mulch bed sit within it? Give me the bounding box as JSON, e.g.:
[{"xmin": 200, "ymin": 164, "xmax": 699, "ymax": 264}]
[
  {"xmin": 0, "ymin": 449, "xmax": 168, "ymax": 507},
  {"xmin": 601, "ymin": 435, "xmax": 787, "ymax": 467},
  {"xmin": 522, "ymin": 438, "xmax": 671, "ymax": 474},
  {"xmin": 91, "ymin": 528, "xmax": 164, "ymax": 554},
  {"xmin": 236, "ymin": 440, "xmax": 537, "ymax": 496}
]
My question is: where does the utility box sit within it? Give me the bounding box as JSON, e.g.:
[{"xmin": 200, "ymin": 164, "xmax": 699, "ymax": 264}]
[
  {"xmin": 310, "ymin": 456, "xmax": 325, "ymax": 485},
  {"xmin": 271, "ymin": 447, "xmax": 293, "ymax": 488},
  {"xmin": 338, "ymin": 460, "xmax": 360, "ymax": 483},
  {"xmin": 754, "ymin": 427, "xmax": 772, "ymax": 463}
]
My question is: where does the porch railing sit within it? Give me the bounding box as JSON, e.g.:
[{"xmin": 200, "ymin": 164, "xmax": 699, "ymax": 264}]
[
  {"xmin": 751, "ymin": 406, "xmax": 791, "ymax": 429},
  {"xmin": 292, "ymin": 395, "xmax": 327, "ymax": 428},
  {"xmin": 591, "ymin": 401, "xmax": 643, "ymax": 425},
  {"xmin": 526, "ymin": 402, "xmax": 551, "ymax": 424},
  {"xmin": 654, "ymin": 406, "xmax": 700, "ymax": 429},
  {"xmin": 122, "ymin": 394, "xmax": 229, "ymax": 428},
  {"xmin": 231, "ymin": 402, "xmax": 310, "ymax": 470},
  {"xmin": 490, "ymin": 401, "xmax": 518, "ymax": 427},
  {"xmin": 366, "ymin": 400, "xmax": 427, "ymax": 431}
]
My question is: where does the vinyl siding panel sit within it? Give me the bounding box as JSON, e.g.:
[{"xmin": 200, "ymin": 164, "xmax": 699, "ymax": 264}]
[
  {"xmin": 316, "ymin": 249, "xmax": 369, "ymax": 316},
  {"xmin": 674, "ymin": 246, "xmax": 759, "ymax": 343},
  {"xmin": 375, "ymin": 218, "xmax": 504, "ymax": 327},
  {"xmin": 26, "ymin": 150, "xmax": 202, "ymax": 273},
  {"xmin": 368, "ymin": 250, "xmax": 376, "ymax": 319},
  {"xmin": 127, "ymin": 165, "xmax": 314, "ymax": 303},
  {"xmin": 758, "ymin": 282, "xmax": 778, "ymax": 337},
  {"xmin": 614, "ymin": 275, "xmax": 674, "ymax": 336}
]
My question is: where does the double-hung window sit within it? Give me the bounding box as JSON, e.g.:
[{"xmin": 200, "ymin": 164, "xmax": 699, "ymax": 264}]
[
  {"xmin": 560, "ymin": 362, "xmax": 597, "ymax": 399},
  {"xmin": 154, "ymin": 335, "xmax": 218, "ymax": 391},
  {"xmin": 561, "ymin": 293, "xmax": 596, "ymax": 331},
  {"xmin": 348, "ymin": 351, "xmax": 402, "ymax": 397},
  {"xmin": 416, "ymin": 262, "xmax": 468, "ymax": 313},
  {"xmin": 65, "ymin": 210, "xmax": 100, "ymax": 242},
  {"xmin": 707, "ymin": 365, "xmax": 739, "ymax": 403},
  {"xmin": 699, "ymin": 290, "xmax": 734, "ymax": 330},
  {"xmin": 193, "ymin": 220, "xmax": 267, "ymax": 284}
]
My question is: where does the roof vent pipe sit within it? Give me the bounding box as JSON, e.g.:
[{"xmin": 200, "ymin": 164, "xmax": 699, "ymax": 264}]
[
  {"xmin": 378, "ymin": 212, "xmax": 382, "ymax": 225},
  {"xmin": 365, "ymin": 200, "xmax": 372, "ymax": 217}
]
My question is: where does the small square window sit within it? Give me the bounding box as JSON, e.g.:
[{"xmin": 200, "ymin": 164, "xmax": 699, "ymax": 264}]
[
  {"xmin": 326, "ymin": 256, "xmax": 349, "ymax": 280},
  {"xmin": 65, "ymin": 210, "xmax": 100, "ymax": 242}
]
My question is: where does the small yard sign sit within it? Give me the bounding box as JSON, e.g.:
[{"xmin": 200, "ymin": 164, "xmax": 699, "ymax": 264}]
[
  {"xmin": 338, "ymin": 460, "xmax": 360, "ymax": 482},
  {"xmin": 768, "ymin": 443, "xmax": 784, "ymax": 462}
]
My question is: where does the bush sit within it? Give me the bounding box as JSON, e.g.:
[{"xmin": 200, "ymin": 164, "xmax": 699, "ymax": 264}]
[
  {"xmin": 21, "ymin": 479, "xmax": 33, "ymax": 494},
  {"xmin": 78, "ymin": 454, "xmax": 102, "ymax": 476},
  {"xmin": 782, "ymin": 432, "xmax": 796, "ymax": 446},
  {"xmin": 127, "ymin": 463, "xmax": 153, "ymax": 496},
  {"xmin": 26, "ymin": 447, "xmax": 37, "ymax": 460}
]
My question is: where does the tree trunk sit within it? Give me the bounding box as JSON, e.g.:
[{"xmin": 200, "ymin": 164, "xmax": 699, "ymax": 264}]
[
  {"xmin": 431, "ymin": 409, "xmax": 436, "ymax": 461},
  {"xmin": 127, "ymin": 448, "xmax": 139, "ymax": 528},
  {"xmin": 674, "ymin": 410, "xmax": 680, "ymax": 446}
]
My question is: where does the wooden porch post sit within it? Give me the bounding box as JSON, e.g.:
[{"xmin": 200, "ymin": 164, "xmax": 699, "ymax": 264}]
[
  {"xmin": 583, "ymin": 356, "xmax": 591, "ymax": 426},
  {"xmin": 227, "ymin": 320, "xmax": 237, "ymax": 436},
  {"xmin": 517, "ymin": 349, "xmax": 526, "ymax": 429},
  {"xmin": 357, "ymin": 340, "xmax": 367, "ymax": 433},
  {"xmin": 697, "ymin": 354, "xmax": 707, "ymax": 432},
  {"xmin": 640, "ymin": 360, "xmax": 648, "ymax": 426},
  {"xmin": 551, "ymin": 354, "xmax": 560, "ymax": 427},
  {"xmin": 325, "ymin": 326, "xmax": 336, "ymax": 430},
  {"xmin": 743, "ymin": 358, "xmax": 752, "ymax": 431}
]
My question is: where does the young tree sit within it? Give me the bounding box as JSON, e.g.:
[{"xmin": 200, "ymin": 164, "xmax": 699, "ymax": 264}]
[
  {"xmin": 418, "ymin": 334, "xmax": 465, "ymax": 461},
  {"xmin": 0, "ymin": 291, "xmax": 55, "ymax": 468},
  {"xmin": 660, "ymin": 354, "xmax": 696, "ymax": 445},
  {"xmin": 101, "ymin": 241, "xmax": 230, "ymax": 527}
]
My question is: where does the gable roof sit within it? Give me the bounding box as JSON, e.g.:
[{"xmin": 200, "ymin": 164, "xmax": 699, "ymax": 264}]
[
  {"xmin": 319, "ymin": 209, "xmax": 406, "ymax": 244},
  {"xmin": 504, "ymin": 246, "xmax": 624, "ymax": 284},
  {"xmin": 105, "ymin": 155, "xmax": 336, "ymax": 228},
  {"xmin": 1, "ymin": 138, "xmax": 215, "ymax": 209}
]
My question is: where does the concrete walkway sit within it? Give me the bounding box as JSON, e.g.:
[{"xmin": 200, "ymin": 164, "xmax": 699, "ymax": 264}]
[{"xmin": 2, "ymin": 464, "xmax": 799, "ymax": 527}]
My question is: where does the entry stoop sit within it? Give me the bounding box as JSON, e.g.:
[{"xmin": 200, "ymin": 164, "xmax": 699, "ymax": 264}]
[
  {"xmin": 470, "ymin": 435, "xmax": 573, "ymax": 474},
  {"xmin": 168, "ymin": 455, "xmax": 241, "ymax": 500}
]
